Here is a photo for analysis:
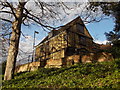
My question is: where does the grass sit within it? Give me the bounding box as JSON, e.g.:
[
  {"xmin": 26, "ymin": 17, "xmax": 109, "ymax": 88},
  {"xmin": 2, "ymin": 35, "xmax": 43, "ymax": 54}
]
[{"xmin": 2, "ymin": 58, "xmax": 120, "ymax": 88}]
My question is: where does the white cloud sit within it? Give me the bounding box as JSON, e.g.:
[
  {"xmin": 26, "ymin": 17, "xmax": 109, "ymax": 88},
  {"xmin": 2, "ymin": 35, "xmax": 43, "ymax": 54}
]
[
  {"xmin": 17, "ymin": 36, "xmax": 41, "ymax": 65},
  {"xmin": 94, "ymin": 40, "xmax": 109, "ymax": 44}
]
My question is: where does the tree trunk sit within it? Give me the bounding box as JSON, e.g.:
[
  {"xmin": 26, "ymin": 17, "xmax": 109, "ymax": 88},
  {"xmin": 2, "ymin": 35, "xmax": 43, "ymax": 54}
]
[
  {"xmin": 4, "ymin": 2, "xmax": 26, "ymax": 80},
  {"xmin": 4, "ymin": 21, "xmax": 21, "ymax": 80}
]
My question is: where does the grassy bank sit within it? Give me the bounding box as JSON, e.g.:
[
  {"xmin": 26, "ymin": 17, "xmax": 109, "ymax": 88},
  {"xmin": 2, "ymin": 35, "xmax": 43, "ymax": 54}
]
[{"xmin": 2, "ymin": 58, "xmax": 120, "ymax": 88}]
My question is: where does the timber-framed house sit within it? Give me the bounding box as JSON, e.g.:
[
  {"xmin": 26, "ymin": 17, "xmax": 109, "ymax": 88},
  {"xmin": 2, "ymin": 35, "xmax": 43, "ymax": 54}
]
[{"xmin": 35, "ymin": 16, "xmax": 96, "ymax": 67}]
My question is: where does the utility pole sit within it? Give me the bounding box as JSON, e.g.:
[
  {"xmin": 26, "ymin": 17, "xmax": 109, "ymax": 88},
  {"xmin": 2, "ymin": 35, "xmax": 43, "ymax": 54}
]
[{"xmin": 32, "ymin": 31, "xmax": 39, "ymax": 62}]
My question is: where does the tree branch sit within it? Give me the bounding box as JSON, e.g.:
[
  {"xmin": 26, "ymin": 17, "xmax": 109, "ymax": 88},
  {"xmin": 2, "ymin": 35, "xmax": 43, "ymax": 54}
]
[
  {"xmin": 83, "ymin": 17, "xmax": 109, "ymax": 24},
  {"xmin": 23, "ymin": 7, "xmax": 40, "ymax": 20},
  {"xmin": 0, "ymin": 10, "xmax": 12, "ymax": 14},
  {"xmin": 23, "ymin": 7, "xmax": 55, "ymax": 29},
  {"xmin": 23, "ymin": 21, "xmax": 29, "ymax": 26},
  {"xmin": 26, "ymin": 15, "xmax": 54, "ymax": 30},
  {"xmin": 6, "ymin": 2, "xmax": 17, "ymax": 20},
  {"xmin": 0, "ymin": 17, "xmax": 12, "ymax": 23}
]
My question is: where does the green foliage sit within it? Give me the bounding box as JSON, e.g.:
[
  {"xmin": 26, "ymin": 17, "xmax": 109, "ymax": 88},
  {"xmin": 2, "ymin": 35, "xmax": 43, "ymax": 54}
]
[
  {"xmin": 105, "ymin": 40, "xmax": 120, "ymax": 58},
  {"xmin": 2, "ymin": 59, "xmax": 120, "ymax": 88},
  {"xmin": 103, "ymin": 40, "xmax": 120, "ymax": 58},
  {"xmin": 111, "ymin": 46, "xmax": 120, "ymax": 58}
]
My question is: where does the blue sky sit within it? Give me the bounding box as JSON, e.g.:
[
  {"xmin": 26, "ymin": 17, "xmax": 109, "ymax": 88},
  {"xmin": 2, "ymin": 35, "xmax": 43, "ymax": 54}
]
[
  {"xmin": 86, "ymin": 17, "xmax": 115, "ymax": 42},
  {"xmin": 21, "ymin": 24, "xmax": 48, "ymax": 42}
]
